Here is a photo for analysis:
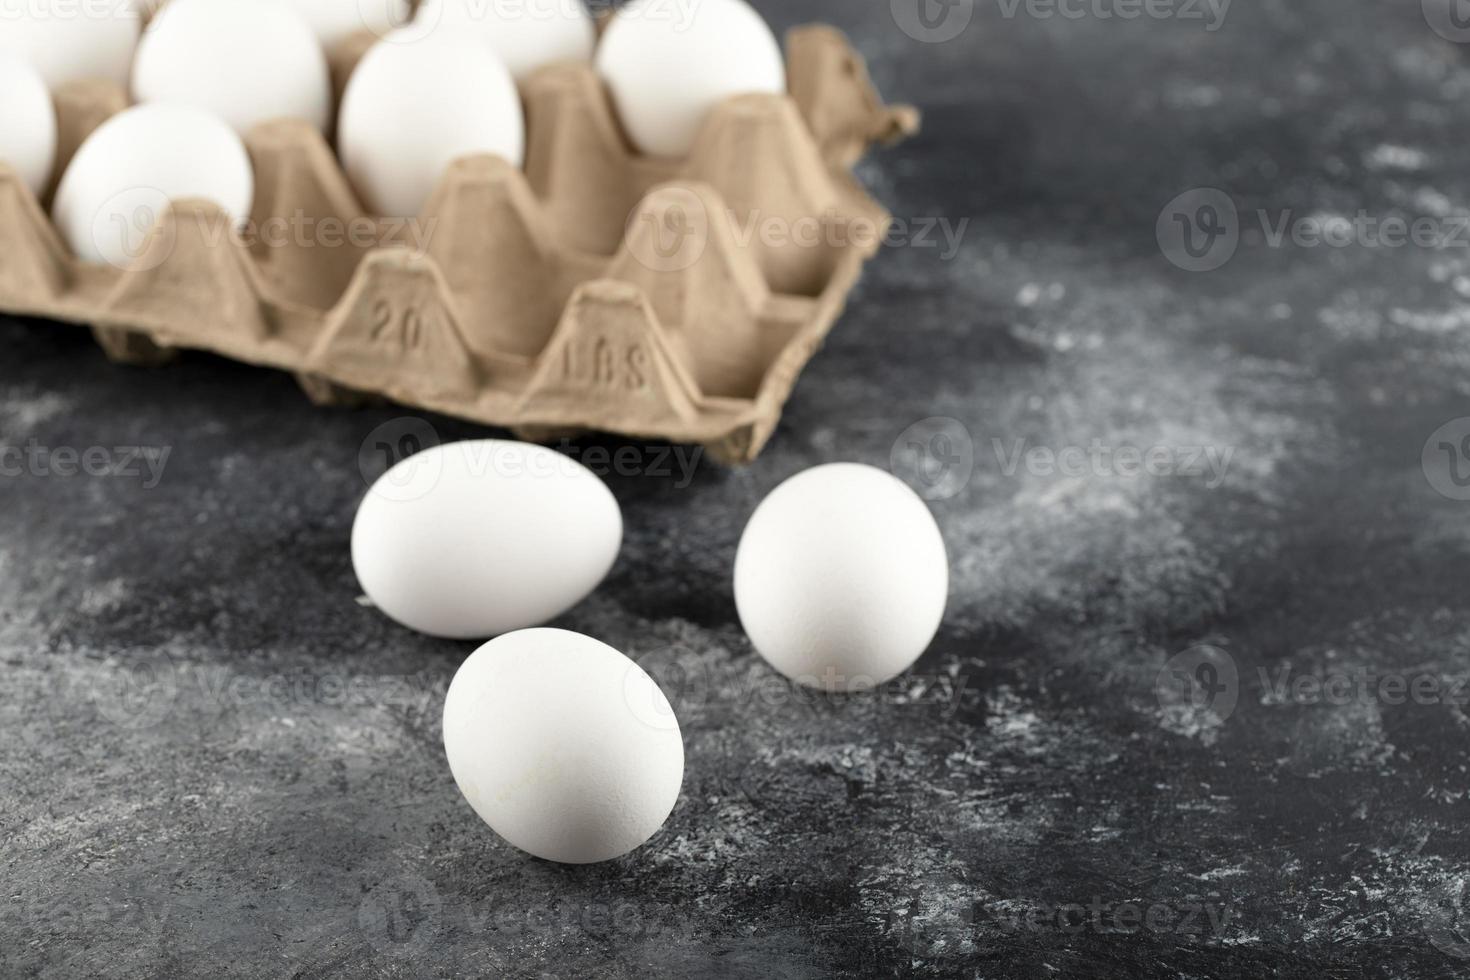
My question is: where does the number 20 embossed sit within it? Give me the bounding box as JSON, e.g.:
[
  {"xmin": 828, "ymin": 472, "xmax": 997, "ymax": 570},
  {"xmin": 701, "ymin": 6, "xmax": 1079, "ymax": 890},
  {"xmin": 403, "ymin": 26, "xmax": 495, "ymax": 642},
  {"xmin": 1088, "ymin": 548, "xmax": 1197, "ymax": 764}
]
[{"xmin": 369, "ymin": 300, "xmax": 434, "ymax": 352}]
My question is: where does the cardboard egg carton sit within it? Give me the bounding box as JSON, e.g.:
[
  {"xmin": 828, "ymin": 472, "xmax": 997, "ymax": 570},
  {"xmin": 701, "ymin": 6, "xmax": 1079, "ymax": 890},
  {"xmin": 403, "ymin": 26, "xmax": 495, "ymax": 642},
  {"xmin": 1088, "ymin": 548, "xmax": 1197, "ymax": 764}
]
[{"xmin": 0, "ymin": 25, "xmax": 918, "ymax": 463}]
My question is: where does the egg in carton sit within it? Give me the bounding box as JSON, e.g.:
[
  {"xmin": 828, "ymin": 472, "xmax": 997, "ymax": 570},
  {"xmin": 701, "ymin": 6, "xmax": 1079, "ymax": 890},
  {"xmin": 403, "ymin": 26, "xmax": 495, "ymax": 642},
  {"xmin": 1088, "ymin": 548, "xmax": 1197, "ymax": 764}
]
[{"xmin": 0, "ymin": 25, "xmax": 918, "ymax": 463}]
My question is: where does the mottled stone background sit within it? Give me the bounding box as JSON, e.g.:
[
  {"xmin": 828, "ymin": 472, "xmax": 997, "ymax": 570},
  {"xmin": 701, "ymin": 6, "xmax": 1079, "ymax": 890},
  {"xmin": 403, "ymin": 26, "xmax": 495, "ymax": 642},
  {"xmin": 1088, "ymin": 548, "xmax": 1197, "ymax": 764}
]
[{"xmin": 7, "ymin": 0, "xmax": 1470, "ymax": 976}]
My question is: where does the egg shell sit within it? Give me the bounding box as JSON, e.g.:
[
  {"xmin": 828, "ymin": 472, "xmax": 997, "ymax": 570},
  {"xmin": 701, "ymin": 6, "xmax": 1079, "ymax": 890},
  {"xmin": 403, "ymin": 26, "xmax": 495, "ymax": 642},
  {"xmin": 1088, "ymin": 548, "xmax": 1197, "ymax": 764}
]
[
  {"xmin": 0, "ymin": 0, "xmax": 139, "ymax": 87},
  {"xmin": 337, "ymin": 27, "xmax": 524, "ymax": 217},
  {"xmin": 417, "ymin": 0, "xmax": 595, "ymax": 80},
  {"xmin": 595, "ymin": 0, "xmax": 785, "ymax": 157},
  {"xmin": 286, "ymin": 0, "xmax": 411, "ymax": 46},
  {"xmin": 734, "ymin": 463, "xmax": 949, "ymax": 692},
  {"xmin": 443, "ymin": 628, "xmax": 684, "ymax": 864},
  {"xmin": 0, "ymin": 55, "xmax": 58, "ymax": 197},
  {"xmin": 351, "ymin": 440, "xmax": 621, "ymax": 639},
  {"xmin": 51, "ymin": 102, "xmax": 254, "ymax": 268},
  {"xmin": 132, "ymin": 0, "xmax": 332, "ymax": 134}
]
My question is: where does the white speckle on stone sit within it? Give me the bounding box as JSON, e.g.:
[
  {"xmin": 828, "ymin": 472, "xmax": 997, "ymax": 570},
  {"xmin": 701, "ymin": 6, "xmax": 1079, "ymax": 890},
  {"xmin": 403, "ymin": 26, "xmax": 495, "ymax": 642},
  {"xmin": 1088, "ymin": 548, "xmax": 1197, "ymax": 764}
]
[
  {"xmin": 1365, "ymin": 144, "xmax": 1428, "ymax": 172},
  {"xmin": 0, "ymin": 390, "xmax": 70, "ymax": 434},
  {"xmin": 1413, "ymin": 186, "xmax": 1454, "ymax": 217},
  {"xmin": 1389, "ymin": 307, "xmax": 1470, "ymax": 334},
  {"xmin": 79, "ymin": 579, "xmax": 129, "ymax": 616}
]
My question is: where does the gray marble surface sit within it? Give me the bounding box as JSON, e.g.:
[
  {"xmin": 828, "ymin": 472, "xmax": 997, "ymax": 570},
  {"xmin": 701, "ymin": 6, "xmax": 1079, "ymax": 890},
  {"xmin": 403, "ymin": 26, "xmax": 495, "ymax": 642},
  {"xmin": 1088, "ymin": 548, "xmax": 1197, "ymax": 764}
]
[{"xmin": 8, "ymin": 0, "xmax": 1470, "ymax": 976}]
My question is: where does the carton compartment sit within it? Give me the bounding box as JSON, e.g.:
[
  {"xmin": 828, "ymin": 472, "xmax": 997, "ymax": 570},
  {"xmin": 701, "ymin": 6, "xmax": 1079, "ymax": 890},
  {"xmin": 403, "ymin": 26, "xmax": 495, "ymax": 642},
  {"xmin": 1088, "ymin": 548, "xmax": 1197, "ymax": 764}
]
[{"xmin": 0, "ymin": 24, "xmax": 918, "ymax": 463}]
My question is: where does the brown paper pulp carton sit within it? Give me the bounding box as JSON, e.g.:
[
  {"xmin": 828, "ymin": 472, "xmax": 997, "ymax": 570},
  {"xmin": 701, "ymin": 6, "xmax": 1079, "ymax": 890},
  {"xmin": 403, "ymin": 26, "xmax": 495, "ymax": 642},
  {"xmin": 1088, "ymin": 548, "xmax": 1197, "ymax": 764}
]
[{"xmin": 0, "ymin": 25, "xmax": 918, "ymax": 463}]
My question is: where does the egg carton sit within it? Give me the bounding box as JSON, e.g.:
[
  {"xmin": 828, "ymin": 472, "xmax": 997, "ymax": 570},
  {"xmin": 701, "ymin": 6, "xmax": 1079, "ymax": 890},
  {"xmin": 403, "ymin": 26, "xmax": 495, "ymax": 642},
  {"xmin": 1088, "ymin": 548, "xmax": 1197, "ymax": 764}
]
[{"xmin": 0, "ymin": 25, "xmax": 918, "ymax": 463}]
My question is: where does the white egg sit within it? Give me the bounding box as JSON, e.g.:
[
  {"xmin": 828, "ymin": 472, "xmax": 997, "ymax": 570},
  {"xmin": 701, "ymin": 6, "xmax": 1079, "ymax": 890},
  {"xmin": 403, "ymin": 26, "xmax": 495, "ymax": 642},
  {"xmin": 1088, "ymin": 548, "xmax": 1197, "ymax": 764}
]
[
  {"xmin": 132, "ymin": 0, "xmax": 332, "ymax": 134},
  {"xmin": 0, "ymin": 0, "xmax": 139, "ymax": 88},
  {"xmin": 595, "ymin": 0, "xmax": 785, "ymax": 157},
  {"xmin": 338, "ymin": 28, "xmax": 524, "ymax": 217},
  {"xmin": 52, "ymin": 102, "xmax": 254, "ymax": 268},
  {"xmin": 417, "ymin": 0, "xmax": 594, "ymax": 80},
  {"xmin": 352, "ymin": 440, "xmax": 621, "ymax": 639},
  {"xmin": 285, "ymin": 0, "xmax": 411, "ymax": 47},
  {"xmin": 734, "ymin": 463, "xmax": 949, "ymax": 692},
  {"xmin": 0, "ymin": 55, "xmax": 58, "ymax": 197},
  {"xmin": 443, "ymin": 628, "xmax": 684, "ymax": 864}
]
